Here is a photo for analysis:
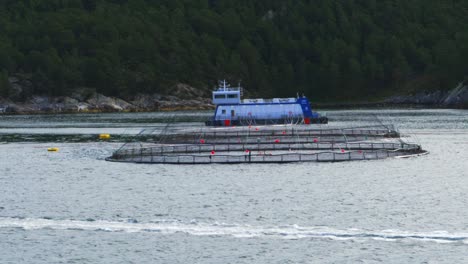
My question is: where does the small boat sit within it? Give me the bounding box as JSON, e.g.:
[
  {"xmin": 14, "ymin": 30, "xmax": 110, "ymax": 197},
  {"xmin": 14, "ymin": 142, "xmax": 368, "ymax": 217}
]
[{"xmin": 205, "ymin": 81, "xmax": 328, "ymax": 126}]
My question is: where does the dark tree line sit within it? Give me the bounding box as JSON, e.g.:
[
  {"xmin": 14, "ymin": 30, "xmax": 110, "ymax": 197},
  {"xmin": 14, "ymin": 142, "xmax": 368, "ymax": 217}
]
[{"xmin": 1, "ymin": 0, "xmax": 467, "ymax": 101}]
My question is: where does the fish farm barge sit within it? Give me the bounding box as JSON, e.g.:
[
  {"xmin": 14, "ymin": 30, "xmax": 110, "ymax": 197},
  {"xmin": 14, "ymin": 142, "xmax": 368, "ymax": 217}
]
[
  {"xmin": 106, "ymin": 124, "xmax": 427, "ymax": 164},
  {"xmin": 205, "ymin": 80, "xmax": 328, "ymax": 126}
]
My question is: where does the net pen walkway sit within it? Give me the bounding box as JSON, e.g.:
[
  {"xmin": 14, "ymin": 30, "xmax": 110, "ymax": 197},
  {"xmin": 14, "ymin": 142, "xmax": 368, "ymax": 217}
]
[{"xmin": 106, "ymin": 124, "xmax": 426, "ymax": 164}]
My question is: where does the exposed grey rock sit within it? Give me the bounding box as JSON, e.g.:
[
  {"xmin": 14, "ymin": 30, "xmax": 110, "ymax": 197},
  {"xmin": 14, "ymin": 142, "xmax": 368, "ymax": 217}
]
[
  {"xmin": 1, "ymin": 81, "xmax": 214, "ymax": 114},
  {"xmin": 168, "ymin": 83, "xmax": 209, "ymax": 99},
  {"xmin": 57, "ymin": 97, "xmax": 80, "ymax": 111},
  {"xmin": 29, "ymin": 95, "xmax": 50, "ymax": 105},
  {"xmin": 442, "ymin": 83, "xmax": 468, "ymax": 107},
  {"xmin": 114, "ymin": 97, "xmax": 134, "ymax": 110},
  {"xmin": 77, "ymin": 102, "xmax": 90, "ymax": 112},
  {"xmin": 60, "ymin": 96, "xmax": 79, "ymax": 105},
  {"xmin": 384, "ymin": 82, "xmax": 468, "ymax": 108},
  {"xmin": 4, "ymin": 104, "xmax": 19, "ymax": 113},
  {"xmin": 0, "ymin": 98, "xmax": 12, "ymax": 113},
  {"xmin": 70, "ymin": 88, "xmax": 96, "ymax": 102},
  {"xmin": 130, "ymin": 94, "xmax": 160, "ymax": 110},
  {"xmin": 160, "ymin": 95, "xmax": 179, "ymax": 102},
  {"xmin": 158, "ymin": 98, "xmax": 214, "ymax": 110},
  {"xmin": 85, "ymin": 93, "xmax": 135, "ymax": 111},
  {"xmin": 420, "ymin": 90, "xmax": 446, "ymax": 104}
]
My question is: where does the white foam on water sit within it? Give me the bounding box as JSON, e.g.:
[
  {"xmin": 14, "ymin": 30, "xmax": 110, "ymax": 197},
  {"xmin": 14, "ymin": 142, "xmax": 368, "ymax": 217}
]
[{"xmin": 1, "ymin": 217, "xmax": 467, "ymax": 244}]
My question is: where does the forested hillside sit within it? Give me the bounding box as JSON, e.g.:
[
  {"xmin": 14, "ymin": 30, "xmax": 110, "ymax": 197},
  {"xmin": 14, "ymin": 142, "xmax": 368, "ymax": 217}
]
[{"xmin": 1, "ymin": 0, "xmax": 468, "ymax": 101}]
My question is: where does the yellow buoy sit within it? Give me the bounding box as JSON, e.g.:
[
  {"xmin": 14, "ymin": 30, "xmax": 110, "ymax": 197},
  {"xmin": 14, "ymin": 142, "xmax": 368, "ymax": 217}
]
[
  {"xmin": 99, "ymin": 134, "xmax": 111, "ymax": 140},
  {"xmin": 47, "ymin": 147, "xmax": 59, "ymax": 152}
]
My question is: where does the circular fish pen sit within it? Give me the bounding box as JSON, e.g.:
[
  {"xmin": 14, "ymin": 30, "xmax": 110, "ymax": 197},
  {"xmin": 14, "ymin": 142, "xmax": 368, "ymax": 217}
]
[{"xmin": 106, "ymin": 124, "xmax": 427, "ymax": 164}]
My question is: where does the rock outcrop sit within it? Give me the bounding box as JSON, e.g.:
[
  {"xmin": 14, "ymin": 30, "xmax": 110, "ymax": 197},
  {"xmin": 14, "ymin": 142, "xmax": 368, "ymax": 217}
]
[
  {"xmin": 384, "ymin": 81, "xmax": 468, "ymax": 108},
  {"xmin": 441, "ymin": 82, "xmax": 468, "ymax": 107},
  {"xmin": 0, "ymin": 80, "xmax": 214, "ymax": 114},
  {"xmin": 3, "ymin": 74, "xmax": 468, "ymax": 114}
]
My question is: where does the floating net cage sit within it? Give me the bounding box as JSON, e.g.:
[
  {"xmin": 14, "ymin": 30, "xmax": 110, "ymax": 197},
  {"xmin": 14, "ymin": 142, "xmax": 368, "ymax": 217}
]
[{"xmin": 106, "ymin": 118, "xmax": 427, "ymax": 164}]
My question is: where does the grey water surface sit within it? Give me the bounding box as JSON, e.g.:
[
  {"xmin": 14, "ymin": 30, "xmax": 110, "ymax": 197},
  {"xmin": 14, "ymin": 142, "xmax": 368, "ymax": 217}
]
[{"xmin": 0, "ymin": 109, "xmax": 468, "ymax": 263}]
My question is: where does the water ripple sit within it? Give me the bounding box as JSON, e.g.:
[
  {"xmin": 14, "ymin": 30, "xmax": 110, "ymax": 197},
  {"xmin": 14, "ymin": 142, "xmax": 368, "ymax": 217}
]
[{"xmin": 1, "ymin": 217, "xmax": 467, "ymax": 244}]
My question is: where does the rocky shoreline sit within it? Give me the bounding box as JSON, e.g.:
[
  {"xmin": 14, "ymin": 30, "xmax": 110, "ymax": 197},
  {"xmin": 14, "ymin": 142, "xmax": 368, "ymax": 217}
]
[
  {"xmin": 1, "ymin": 80, "xmax": 468, "ymax": 115},
  {"xmin": 0, "ymin": 82, "xmax": 214, "ymax": 114},
  {"xmin": 316, "ymin": 81, "xmax": 468, "ymax": 109},
  {"xmin": 0, "ymin": 94, "xmax": 214, "ymax": 114},
  {"xmin": 383, "ymin": 81, "xmax": 468, "ymax": 109}
]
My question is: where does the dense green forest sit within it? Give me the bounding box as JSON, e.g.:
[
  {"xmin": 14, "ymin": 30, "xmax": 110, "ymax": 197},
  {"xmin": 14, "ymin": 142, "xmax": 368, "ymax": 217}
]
[{"xmin": 1, "ymin": 0, "xmax": 468, "ymax": 101}]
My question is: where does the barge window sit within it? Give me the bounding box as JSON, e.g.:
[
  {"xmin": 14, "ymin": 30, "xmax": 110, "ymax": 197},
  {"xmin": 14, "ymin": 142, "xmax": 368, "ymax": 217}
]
[
  {"xmin": 221, "ymin": 109, "xmax": 226, "ymax": 114},
  {"xmin": 227, "ymin": 94, "xmax": 238, "ymax": 98},
  {"xmin": 231, "ymin": 110, "xmax": 235, "ymax": 117},
  {"xmin": 215, "ymin": 94, "xmax": 226, "ymax": 99}
]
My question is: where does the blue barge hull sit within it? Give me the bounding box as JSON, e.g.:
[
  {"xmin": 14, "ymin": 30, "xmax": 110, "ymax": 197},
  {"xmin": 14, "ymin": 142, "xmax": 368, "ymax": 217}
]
[{"xmin": 205, "ymin": 116, "xmax": 328, "ymax": 126}]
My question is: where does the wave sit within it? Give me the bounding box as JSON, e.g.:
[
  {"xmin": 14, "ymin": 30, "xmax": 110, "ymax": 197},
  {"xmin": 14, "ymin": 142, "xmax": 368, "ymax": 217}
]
[{"xmin": 1, "ymin": 217, "xmax": 467, "ymax": 244}]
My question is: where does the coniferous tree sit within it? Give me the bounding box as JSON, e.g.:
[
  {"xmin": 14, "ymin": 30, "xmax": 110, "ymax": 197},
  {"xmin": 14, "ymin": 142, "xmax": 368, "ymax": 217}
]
[{"xmin": 0, "ymin": 0, "xmax": 466, "ymax": 101}]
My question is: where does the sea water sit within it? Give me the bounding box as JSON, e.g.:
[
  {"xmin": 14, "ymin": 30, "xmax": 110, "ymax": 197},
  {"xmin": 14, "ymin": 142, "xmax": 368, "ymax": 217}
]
[{"xmin": 0, "ymin": 109, "xmax": 467, "ymax": 263}]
